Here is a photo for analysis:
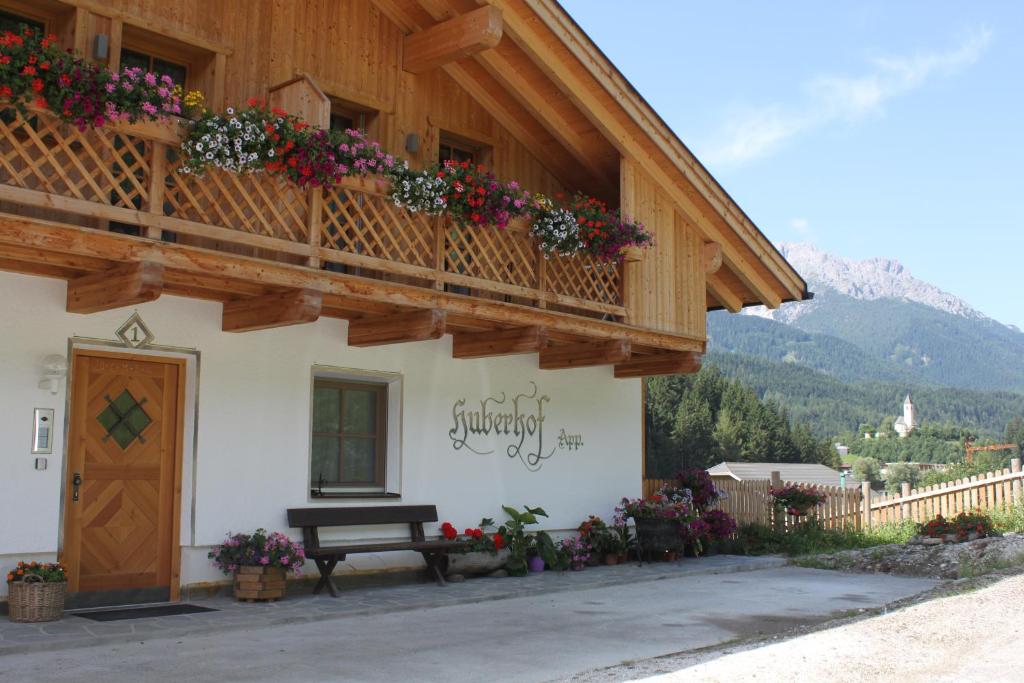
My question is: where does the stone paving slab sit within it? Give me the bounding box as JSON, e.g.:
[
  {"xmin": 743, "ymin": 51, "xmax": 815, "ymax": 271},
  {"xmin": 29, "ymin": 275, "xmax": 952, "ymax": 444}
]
[{"xmin": 0, "ymin": 554, "xmax": 785, "ymax": 656}]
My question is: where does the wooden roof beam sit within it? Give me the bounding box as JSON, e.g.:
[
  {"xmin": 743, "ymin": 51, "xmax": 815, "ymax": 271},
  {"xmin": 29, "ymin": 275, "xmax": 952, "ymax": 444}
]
[
  {"xmin": 347, "ymin": 309, "xmax": 446, "ymax": 347},
  {"xmin": 403, "ymin": 6, "xmax": 503, "ymax": 74},
  {"xmin": 222, "ymin": 289, "xmax": 322, "ymax": 332},
  {"xmin": 704, "ymin": 242, "xmax": 723, "ymax": 274},
  {"xmin": 614, "ymin": 351, "xmax": 701, "ymax": 379},
  {"xmin": 473, "ymin": 47, "xmax": 616, "ymax": 198},
  {"xmin": 372, "ymin": 0, "xmax": 598, "ymax": 191},
  {"xmin": 453, "ymin": 325, "xmax": 546, "ymax": 359},
  {"xmin": 707, "ymin": 272, "xmax": 744, "ymax": 313},
  {"xmin": 66, "ymin": 261, "xmax": 163, "ymax": 313},
  {"xmin": 539, "ymin": 339, "xmax": 631, "ymax": 370}
]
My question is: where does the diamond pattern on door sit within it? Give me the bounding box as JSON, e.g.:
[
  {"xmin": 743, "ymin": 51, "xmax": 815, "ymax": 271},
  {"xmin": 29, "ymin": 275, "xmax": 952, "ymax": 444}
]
[{"xmin": 96, "ymin": 389, "xmax": 152, "ymax": 449}]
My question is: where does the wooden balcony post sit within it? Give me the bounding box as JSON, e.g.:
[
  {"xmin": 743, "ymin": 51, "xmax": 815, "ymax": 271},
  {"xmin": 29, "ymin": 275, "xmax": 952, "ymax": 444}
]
[
  {"xmin": 535, "ymin": 246, "xmax": 547, "ymax": 309},
  {"xmin": 144, "ymin": 141, "xmax": 167, "ymax": 240},
  {"xmin": 307, "ymin": 188, "xmax": 323, "ymax": 269},
  {"xmin": 433, "ymin": 215, "xmax": 447, "ymax": 290}
]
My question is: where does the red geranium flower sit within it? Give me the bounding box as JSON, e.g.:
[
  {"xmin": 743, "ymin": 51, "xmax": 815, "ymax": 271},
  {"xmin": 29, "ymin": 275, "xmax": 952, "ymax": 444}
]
[
  {"xmin": 492, "ymin": 533, "xmax": 505, "ymax": 550},
  {"xmin": 440, "ymin": 522, "xmax": 457, "ymax": 541}
]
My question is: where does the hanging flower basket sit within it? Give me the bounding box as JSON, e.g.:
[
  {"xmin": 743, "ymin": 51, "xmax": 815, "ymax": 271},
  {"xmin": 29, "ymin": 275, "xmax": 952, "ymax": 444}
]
[{"xmin": 7, "ymin": 575, "xmax": 66, "ymax": 623}]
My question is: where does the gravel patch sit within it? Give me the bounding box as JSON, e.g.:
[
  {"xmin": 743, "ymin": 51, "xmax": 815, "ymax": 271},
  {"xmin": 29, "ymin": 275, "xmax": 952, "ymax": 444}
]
[{"xmin": 795, "ymin": 532, "xmax": 1024, "ymax": 579}]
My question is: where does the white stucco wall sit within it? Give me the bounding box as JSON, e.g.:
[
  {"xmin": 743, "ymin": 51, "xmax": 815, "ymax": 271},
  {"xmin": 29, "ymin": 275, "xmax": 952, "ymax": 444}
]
[{"xmin": 0, "ymin": 270, "xmax": 642, "ymax": 595}]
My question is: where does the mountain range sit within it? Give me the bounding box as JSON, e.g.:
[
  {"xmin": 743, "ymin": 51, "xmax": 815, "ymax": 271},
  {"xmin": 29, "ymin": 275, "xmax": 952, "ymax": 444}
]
[{"xmin": 705, "ymin": 243, "xmax": 1024, "ymax": 437}]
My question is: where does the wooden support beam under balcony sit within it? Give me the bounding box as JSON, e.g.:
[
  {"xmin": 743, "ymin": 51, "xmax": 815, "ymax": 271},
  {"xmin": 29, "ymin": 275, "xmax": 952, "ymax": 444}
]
[
  {"xmin": 402, "ymin": 6, "xmax": 504, "ymax": 74},
  {"xmin": 452, "ymin": 326, "xmax": 546, "ymax": 359},
  {"xmin": 347, "ymin": 309, "xmax": 447, "ymax": 347},
  {"xmin": 222, "ymin": 289, "xmax": 323, "ymax": 333},
  {"xmin": 66, "ymin": 262, "xmax": 164, "ymax": 314},
  {"xmin": 614, "ymin": 351, "xmax": 702, "ymax": 379},
  {"xmin": 539, "ymin": 339, "xmax": 631, "ymax": 370}
]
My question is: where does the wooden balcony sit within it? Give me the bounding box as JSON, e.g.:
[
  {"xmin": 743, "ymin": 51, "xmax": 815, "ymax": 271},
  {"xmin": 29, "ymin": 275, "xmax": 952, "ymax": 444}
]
[{"xmin": 0, "ymin": 106, "xmax": 704, "ymax": 371}]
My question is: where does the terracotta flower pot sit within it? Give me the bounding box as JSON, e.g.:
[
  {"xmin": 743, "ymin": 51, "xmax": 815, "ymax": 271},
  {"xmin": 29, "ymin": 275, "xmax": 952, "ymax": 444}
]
[
  {"xmin": 604, "ymin": 553, "xmax": 620, "ymax": 566},
  {"xmin": 233, "ymin": 566, "xmax": 286, "ymax": 602}
]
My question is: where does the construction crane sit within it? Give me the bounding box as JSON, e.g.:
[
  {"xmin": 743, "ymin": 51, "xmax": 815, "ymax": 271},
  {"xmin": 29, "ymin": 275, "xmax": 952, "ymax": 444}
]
[{"xmin": 964, "ymin": 440, "xmax": 1020, "ymax": 465}]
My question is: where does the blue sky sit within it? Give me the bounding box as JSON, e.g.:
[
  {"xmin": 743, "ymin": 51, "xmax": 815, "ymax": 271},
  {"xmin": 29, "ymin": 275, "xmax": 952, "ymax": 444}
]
[{"xmin": 560, "ymin": 1, "xmax": 1024, "ymax": 329}]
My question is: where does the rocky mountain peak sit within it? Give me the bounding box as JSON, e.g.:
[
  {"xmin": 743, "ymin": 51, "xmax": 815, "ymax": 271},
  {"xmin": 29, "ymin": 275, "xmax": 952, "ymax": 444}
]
[{"xmin": 768, "ymin": 242, "xmax": 988, "ymax": 321}]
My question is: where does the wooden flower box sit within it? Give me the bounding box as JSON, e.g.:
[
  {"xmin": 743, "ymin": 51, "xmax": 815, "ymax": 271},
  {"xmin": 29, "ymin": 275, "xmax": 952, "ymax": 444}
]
[{"xmin": 232, "ymin": 566, "xmax": 287, "ymax": 602}]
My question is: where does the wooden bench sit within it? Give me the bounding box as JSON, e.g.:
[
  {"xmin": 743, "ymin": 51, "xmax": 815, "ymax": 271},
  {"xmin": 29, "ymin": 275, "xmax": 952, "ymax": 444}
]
[{"xmin": 286, "ymin": 505, "xmax": 465, "ymax": 597}]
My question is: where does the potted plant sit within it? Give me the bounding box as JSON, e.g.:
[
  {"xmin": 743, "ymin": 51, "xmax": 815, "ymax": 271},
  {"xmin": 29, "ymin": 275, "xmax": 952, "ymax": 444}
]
[
  {"xmin": 617, "ymin": 489, "xmax": 696, "ymax": 561},
  {"xmin": 558, "ymin": 535, "xmax": 590, "ymax": 570},
  {"xmin": 439, "ymin": 521, "xmax": 510, "ymax": 576},
  {"xmin": 6, "ymin": 561, "xmax": 66, "ymax": 623},
  {"xmin": 209, "ymin": 528, "xmax": 305, "ymax": 601},
  {"xmin": 577, "ymin": 515, "xmax": 611, "ymax": 565},
  {"xmin": 498, "ymin": 505, "xmax": 559, "ymax": 576}
]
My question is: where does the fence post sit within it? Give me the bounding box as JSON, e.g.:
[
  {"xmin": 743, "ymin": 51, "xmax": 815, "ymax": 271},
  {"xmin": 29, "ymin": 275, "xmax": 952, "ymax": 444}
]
[
  {"xmin": 900, "ymin": 482, "xmax": 911, "ymax": 521},
  {"xmin": 1012, "ymin": 458, "xmax": 1022, "ymax": 506},
  {"xmin": 770, "ymin": 471, "xmax": 782, "ymax": 533},
  {"xmin": 861, "ymin": 481, "xmax": 872, "ymax": 530}
]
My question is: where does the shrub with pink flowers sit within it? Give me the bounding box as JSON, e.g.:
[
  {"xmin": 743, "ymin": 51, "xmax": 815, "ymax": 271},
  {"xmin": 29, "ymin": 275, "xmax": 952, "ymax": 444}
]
[
  {"xmin": 209, "ymin": 528, "xmax": 305, "ymax": 574},
  {"xmin": 0, "ymin": 25, "xmax": 180, "ymax": 129},
  {"xmin": 769, "ymin": 484, "xmax": 828, "ymax": 517}
]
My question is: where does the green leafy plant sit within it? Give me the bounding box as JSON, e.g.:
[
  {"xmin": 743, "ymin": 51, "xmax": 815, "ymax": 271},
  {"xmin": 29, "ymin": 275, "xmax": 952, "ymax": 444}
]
[{"xmin": 499, "ymin": 505, "xmax": 558, "ymax": 576}]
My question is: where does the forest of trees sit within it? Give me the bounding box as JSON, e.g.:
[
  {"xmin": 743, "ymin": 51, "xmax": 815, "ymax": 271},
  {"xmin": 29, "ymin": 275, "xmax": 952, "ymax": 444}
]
[
  {"xmin": 706, "ymin": 351, "xmax": 1024, "ymax": 439},
  {"xmin": 645, "ymin": 367, "xmax": 838, "ymax": 479},
  {"xmin": 645, "ymin": 360, "xmax": 1024, "ymax": 480}
]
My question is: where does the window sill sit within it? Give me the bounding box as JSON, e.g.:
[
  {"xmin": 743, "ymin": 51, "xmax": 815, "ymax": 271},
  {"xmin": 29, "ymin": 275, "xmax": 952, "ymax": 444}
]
[{"xmin": 310, "ymin": 491, "xmax": 401, "ymax": 500}]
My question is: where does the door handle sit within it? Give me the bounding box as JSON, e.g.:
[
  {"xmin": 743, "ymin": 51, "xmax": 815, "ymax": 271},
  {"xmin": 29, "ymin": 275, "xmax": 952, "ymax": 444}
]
[{"xmin": 72, "ymin": 472, "xmax": 82, "ymax": 502}]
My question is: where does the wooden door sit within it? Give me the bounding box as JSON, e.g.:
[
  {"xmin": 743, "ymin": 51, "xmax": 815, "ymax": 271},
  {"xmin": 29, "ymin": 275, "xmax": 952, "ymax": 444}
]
[{"xmin": 63, "ymin": 350, "xmax": 185, "ymax": 600}]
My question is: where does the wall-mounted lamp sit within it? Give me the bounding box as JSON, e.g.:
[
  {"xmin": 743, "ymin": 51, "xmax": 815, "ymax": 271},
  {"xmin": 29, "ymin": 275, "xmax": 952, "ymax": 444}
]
[
  {"xmin": 38, "ymin": 354, "xmax": 68, "ymax": 395},
  {"xmin": 405, "ymin": 132, "xmax": 420, "ymax": 154}
]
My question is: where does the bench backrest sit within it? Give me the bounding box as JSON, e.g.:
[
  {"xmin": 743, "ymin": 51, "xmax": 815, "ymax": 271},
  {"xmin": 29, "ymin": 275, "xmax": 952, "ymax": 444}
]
[{"xmin": 287, "ymin": 505, "xmax": 439, "ymax": 530}]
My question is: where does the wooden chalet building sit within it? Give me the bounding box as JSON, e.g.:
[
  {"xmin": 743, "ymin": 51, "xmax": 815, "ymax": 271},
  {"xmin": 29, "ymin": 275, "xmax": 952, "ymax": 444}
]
[{"xmin": 0, "ymin": 0, "xmax": 807, "ymax": 604}]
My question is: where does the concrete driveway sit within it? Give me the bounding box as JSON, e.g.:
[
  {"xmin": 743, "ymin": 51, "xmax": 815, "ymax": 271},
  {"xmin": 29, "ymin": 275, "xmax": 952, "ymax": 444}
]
[{"xmin": 1, "ymin": 566, "xmax": 936, "ymax": 682}]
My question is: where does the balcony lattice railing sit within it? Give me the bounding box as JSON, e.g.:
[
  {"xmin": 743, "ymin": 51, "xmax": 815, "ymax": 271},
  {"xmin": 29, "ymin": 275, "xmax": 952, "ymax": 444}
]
[{"xmin": 0, "ymin": 107, "xmax": 624, "ymax": 318}]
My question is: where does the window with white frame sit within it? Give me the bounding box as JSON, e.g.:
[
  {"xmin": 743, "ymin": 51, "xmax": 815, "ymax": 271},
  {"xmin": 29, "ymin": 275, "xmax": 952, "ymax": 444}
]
[{"xmin": 309, "ymin": 368, "xmax": 401, "ymax": 497}]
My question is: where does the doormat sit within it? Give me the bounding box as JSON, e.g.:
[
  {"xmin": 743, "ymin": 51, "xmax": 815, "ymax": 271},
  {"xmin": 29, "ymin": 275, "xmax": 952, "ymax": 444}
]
[{"xmin": 73, "ymin": 604, "xmax": 218, "ymax": 622}]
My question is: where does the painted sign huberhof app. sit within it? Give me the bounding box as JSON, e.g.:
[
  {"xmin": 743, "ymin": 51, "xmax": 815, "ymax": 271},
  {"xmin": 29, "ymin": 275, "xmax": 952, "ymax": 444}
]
[{"xmin": 448, "ymin": 382, "xmax": 583, "ymax": 471}]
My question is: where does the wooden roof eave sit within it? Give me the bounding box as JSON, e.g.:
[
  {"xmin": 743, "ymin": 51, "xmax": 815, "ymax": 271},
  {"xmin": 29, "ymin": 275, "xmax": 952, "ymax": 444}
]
[{"xmin": 487, "ymin": 0, "xmax": 809, "ymax": 309}]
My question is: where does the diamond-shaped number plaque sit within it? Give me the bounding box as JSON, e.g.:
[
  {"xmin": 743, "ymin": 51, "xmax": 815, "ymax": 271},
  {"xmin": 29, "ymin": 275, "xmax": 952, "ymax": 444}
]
[
  {"xmin": 96, "ymin": 389, "xmax": 151, "ymax": 449},
  {"xmin": 116, "ymin": 312, "xmax": 154, "ymax": 348}
]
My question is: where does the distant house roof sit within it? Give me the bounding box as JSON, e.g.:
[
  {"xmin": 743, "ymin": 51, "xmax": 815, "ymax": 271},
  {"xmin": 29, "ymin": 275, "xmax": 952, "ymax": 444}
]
[{"xmin": 707, "ymin": 462, "xmax": 860, "ymax": 489}]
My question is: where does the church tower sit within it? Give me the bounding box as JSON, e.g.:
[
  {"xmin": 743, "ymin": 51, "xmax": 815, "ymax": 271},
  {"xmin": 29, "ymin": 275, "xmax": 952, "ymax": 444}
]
[{"xmin": 894, "ymin": 393, "xmax": 918, "ymax": 437}]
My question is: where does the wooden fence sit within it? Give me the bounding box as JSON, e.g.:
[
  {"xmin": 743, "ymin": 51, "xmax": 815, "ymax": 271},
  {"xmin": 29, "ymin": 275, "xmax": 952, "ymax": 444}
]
[{"xmin": 643, "ymin": 458, "xmax": 1023, "ymax": 534}]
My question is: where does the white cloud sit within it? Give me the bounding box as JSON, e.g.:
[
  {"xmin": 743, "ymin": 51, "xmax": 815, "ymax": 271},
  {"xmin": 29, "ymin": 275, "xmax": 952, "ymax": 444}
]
[{"xmin": 702, "ymin": 27, "xmax": 992, "ymax": 166}]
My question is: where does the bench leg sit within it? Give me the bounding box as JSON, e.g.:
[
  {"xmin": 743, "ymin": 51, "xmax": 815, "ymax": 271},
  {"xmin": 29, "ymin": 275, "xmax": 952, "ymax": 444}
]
[
  {"xmin": 421, "ymin": 552, "xmax": 447, "ymax": 587},
  {"xmin": 312, "ymin": 558, "xmax": 339, "ymax": 597}
]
